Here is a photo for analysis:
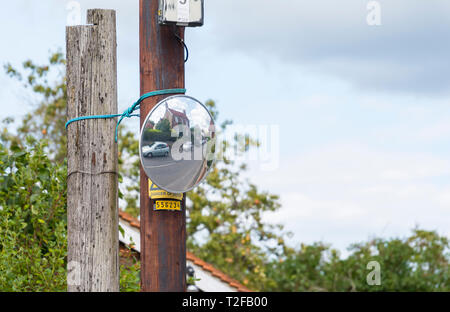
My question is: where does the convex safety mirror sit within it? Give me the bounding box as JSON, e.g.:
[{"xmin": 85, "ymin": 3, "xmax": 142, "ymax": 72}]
[{"xmin": 140, "ymin": 95, "xmax": 215, "ymax": 193}]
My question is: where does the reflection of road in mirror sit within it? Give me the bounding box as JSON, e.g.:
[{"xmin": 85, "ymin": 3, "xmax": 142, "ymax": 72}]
[
  {"xmin": 142, "ymin": 142, "xmax": 209, "ymax": 192},
  {"xmin": 142, "ymin": 152, "xmax": 206, "ymax": 192}
]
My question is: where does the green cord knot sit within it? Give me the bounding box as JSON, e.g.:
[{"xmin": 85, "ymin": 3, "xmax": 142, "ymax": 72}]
[
  {"xmin": 124, "ymin": 106, "xmax": 135, "ymax": 118},
  {"xmin": 65, "ymin": 88, "xmax": 186, "ymax": 142}
]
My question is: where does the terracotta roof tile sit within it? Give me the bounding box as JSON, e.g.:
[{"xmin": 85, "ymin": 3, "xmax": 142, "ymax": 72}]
[
  {"xmin": 130, "ymin": 221, "xmax": 140, "ymax": 228},
  {"xmin": 119, "ymin": 211, "xmax": 135, "ymax": 223},
  {"xmin": 119, "ymin": 210, "xmax": 252, "ymax": 292},
  {"xmin": 168, "ymin": 108, "xmax": 188, "ymax": 119}
]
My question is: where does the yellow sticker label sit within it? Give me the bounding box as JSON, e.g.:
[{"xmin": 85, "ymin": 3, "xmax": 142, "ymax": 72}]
[
  {"xmin": 148, "ymin": 178, "xmax": 183, "ymax": 200},
  {"xmin": 154, "ymin": 200, "xmax": 181, "ymax": 211}
]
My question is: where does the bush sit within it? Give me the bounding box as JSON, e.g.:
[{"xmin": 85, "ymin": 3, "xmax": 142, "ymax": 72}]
[
  {"xmin": 0, "ymin": 140, "xmax": 141, "ymax": 291},
  {"xmin": 265, "ymin": 229, "xmax": 450, "ymax": 292},
  {"xmin": 0, "ymin": 141, "xmax": 67, "ymax": 291}
]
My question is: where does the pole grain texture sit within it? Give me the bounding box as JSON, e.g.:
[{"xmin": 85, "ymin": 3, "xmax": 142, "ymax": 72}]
[
  {"xmin": 66, "ymin": 9, "xmax": 119, "ymax": 292},
  {"xmin": 140, "ymin": 0, "xmax": 187, "ymax": 292}
]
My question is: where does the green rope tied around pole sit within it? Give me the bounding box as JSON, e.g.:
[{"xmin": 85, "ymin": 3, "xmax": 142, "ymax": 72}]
[{"xmin": 65, "ymin": 88, "xmax": 186, "ymax": 142}]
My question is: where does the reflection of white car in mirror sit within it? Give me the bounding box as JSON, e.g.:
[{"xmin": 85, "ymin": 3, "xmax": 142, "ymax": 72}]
[
  {"xmin": 142, "ymin": 142, "xmax": 169, "ymax": 158},
  {"xmin": 182, "ymin": 141, "xmax": 193, "ymax": 152}
]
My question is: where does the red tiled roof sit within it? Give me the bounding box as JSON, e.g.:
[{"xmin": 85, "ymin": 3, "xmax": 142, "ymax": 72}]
[
  {"xmin": 168, "ymin": 108, "xmax": 188, "ymax": 120},
  {"xmin": 119, "ymin": 210, "xmax": 251, "ymax": 292}
]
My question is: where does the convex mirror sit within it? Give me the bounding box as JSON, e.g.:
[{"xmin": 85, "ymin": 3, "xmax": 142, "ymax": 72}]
[{"xmin": 139, "ymin": 95, "xmax": 216, "ymax": 193}]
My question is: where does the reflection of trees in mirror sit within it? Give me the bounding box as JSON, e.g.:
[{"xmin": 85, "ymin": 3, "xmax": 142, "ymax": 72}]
[
  {"xmin": 143, "ymin": 128, "xmax": 176, "ymax": 144},
  {"xmin": 155, "ymin": 118, "xmax": 171, "ymax": 132}
]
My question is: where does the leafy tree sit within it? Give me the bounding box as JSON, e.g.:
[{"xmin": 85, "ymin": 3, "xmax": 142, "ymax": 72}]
[
  {"xmin": 184, "ymin": 101, "xmax": 288, "ymax": 290},
  {"xmin": 265, "ymin": 229, "xmax": 450, "ymax": 292},
  {"xmin": 4, "ymin": 52, "xmax": 67, "ymax": 163},
  {"xmin": 118, "ymin": 128, "xmax": 140, "ymax": 218}
]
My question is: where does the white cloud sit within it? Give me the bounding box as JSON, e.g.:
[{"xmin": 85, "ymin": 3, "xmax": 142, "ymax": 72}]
[
  {"xmin": 189, "ymin": 105, "xmax": 211, "ymax": 130},
  {"xmin": 417, "ymin": 121, "xmax": 450, "ymax": 141},
  {"xmin": 199, "ymin": 0, "xmax": 450, "ymax": 95},
  {"xmin": 436, "ymin": 187, "xmax": 450, "ymax": 207},
  {"xmin": 250, "ymin": 142, "xmax": 450, "ymax": 251}
]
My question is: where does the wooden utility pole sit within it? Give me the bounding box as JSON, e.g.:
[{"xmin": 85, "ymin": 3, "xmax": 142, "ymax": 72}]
[
  {"xmin": 139, "ymin": 0, "xmax": 187, "ymax": 292},
  {"xmin": 66, "ymin": 9, "xmax": 119, "ymax": 292}
]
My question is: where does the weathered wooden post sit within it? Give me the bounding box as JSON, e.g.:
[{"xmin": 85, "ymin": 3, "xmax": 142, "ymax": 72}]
[{"xmin": 66, "ymin": 9, "xmax": 119, "ymax": 292}]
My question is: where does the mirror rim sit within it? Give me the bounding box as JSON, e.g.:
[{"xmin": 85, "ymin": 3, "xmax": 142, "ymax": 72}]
[{"xmin": 139, "ymin": 94, "xmax": 215, "ymax": 194}]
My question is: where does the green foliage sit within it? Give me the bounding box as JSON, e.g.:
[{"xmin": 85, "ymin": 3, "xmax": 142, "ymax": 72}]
[
  {"xmin": 120, "ymin": 263, "xmax": 141, "ymax": 292},
  {"xmin": 155, "ymin": 118, "xmax": 171, "ymax": 133},
  {"xmin": 119, "ymin": 244, "xmax": 141, "ymax": 292},
  {"xmin": 183, "ymin": 101, "xmax": 288, "ymax": 290},
  {"xmin": 143, "ymin": 129, "xmax": 175, "ymax": 143},
  {"xmin": 3, "ymin": 52, "xmax": 67, "ymax": 163},
  {"xmin": 118, "ymin": 128, "xmax": 140, "ymax": 218},
  {"xmin": 265, "ymin": 229, "xmax": 450, "ymax": 292},
  {"xmin": 0, "ymin": 140, "xmax": 67, "ymax": 291},
  {"xmin": 0, "ymin": 139, "xmax": 140, "ymax": 291}
]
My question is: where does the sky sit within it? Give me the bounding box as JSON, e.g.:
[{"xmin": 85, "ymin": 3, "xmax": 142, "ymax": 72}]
[{"xmin": 0, "ymin": 0, "xmax": 449, "ymax": 255}]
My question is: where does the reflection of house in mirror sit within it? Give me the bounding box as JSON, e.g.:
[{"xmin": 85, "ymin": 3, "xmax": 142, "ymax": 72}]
[
  {"xmin": 164, "ymin": 103, "xmax": 190, "ymax": 128},
  {"xmin": 209, "ymin": 119, "xmax": 215, "ymax": 139}
]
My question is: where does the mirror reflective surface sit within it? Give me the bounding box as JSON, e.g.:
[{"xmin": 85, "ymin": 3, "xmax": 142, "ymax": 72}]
[{"xmin": 139, "ymin": 95, "xmax": 216, "ymax": 193}]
